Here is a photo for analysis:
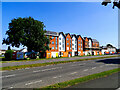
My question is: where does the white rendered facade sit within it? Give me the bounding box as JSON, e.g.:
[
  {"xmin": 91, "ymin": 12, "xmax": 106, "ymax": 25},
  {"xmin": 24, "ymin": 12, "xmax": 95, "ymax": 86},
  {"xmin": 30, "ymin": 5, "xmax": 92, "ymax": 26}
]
[
  {"xmin": 88, "ymin": 39, "xmax": 92, "ymax": 55},
  {"xmin": 59, "ymin": 33, "xmax": 65, "ymax": 52},
  {"xmin": 72, "ymin": 36, "xmax": 77, "ymax": 56}
]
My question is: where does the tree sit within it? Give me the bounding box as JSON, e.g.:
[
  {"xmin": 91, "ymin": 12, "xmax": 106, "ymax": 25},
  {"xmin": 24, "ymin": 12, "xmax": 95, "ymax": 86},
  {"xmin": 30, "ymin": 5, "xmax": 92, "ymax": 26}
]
[
  {"xmin": 102, "ymin": 0, "xmax": 120, "ymax": 9},
  {"xmin": 2, "ymin": 17, "xmax": 50, "ymax": 53}
]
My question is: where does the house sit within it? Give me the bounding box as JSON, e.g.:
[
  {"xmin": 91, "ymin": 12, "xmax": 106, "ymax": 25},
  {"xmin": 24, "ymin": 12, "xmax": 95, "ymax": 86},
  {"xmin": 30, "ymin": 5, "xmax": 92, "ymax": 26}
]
[
  {"xmin": 65, "ymin": 33, "xmax": 72, "ymax": 57},
  {"xmin": 101, "ymin": 44, "xmax": 116, "ymax": 55},
  {"xmin": 77, "ymin": 35, "xmax": 83, "ymax": 56},
  {"xmin": 58, "ymin": 32, "xmax": 66, "ymax": 57},
  {"xmin": 83, "ymin": 37, "xmax": 89, "ymax": 55},
  {"xmin": 88, "ymin": 38, "xmax": 93, "ymax": 55},
  {"xmin": 45, "ymin": 31, "xmax": 59, "ymax": 58},
  {"xmin": 92, "ymin": 39, "xmax": 101, "ymax": 55},
  {"xmin": 71, "ymin": 34, "xmax": 78, "ymax": 56}
]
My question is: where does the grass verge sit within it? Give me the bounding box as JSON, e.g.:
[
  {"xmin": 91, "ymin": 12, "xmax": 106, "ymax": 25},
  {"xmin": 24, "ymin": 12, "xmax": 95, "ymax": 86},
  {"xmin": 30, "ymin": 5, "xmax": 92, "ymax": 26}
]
[
  {"xmin": 39, "ymin": 68, "xmax": 120, "ymax": 89},
  {"xmin": 1, "ymin": 55, "xmax": 119, "ymax": 71}
]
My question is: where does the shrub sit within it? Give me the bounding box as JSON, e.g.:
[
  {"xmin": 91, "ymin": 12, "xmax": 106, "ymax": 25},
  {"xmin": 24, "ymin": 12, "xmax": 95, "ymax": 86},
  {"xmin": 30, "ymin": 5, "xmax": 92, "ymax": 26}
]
[{"xmin": 5, "ymin": 50, "xmax": 14, "ymax": 60}]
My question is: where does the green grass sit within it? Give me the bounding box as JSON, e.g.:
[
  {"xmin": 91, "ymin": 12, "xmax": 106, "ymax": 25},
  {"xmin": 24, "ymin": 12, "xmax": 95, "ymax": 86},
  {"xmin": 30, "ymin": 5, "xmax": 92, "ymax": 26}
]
[
  {"xmin": 38, "ymin": 68, "xmax": 120, "ymax": 89},
  {"xmin": 1, "ymin": 55, "xmax": 119, "ymax": 71},
  {"xmin": 0, "ymin": 57, "xmax": 5, "ymax": 59}
]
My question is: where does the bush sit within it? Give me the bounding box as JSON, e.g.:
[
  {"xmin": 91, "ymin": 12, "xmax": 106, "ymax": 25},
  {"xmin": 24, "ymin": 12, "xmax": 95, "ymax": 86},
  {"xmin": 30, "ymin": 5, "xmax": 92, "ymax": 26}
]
[{"xmin": 5, "ymin": 50, "xmax": 14, "ymax": 60}]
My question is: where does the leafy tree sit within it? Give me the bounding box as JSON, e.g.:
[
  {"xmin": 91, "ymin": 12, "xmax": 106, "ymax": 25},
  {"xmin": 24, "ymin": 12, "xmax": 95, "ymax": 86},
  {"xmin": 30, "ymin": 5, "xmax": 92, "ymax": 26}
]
[
  {"xmin": 102, "ymin": 0, "xmax": 120, "ymax": 9},
  {"xmin": 2, "ymin": 17, "xmax": 50, "ymax": 53},
  {"xmin": 5, "ymin": 49, "xmax": 13, "ymax": 60}
]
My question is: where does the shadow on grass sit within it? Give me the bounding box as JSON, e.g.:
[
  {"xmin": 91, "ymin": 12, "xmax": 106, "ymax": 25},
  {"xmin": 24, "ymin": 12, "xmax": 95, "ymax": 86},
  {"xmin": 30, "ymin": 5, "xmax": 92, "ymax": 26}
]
[{"xmin": 96, "ymin": 58, "xmax": 120, "ymax": 64}]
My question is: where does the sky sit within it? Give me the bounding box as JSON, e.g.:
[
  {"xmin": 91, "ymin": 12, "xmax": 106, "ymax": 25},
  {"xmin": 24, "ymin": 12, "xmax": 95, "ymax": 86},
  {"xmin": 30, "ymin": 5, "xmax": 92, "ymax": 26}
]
[{"xmin": 1, "ymin": 2, "xmax": 118, "ymax": 50}]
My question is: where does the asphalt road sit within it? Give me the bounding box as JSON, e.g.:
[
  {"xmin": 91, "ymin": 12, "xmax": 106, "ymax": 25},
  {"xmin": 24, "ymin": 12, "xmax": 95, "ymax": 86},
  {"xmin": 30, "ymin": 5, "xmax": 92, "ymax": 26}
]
[
  {"xmin": 67, "ymin": 72, "xmax": 120, "ymax": 89},
  {"xmin": 1, "ymin": 55, "xmax": 117, "ymax": 67},
  {"xmin": 1, "ymin": 57, "xmax": 120, "ymax": 89}
]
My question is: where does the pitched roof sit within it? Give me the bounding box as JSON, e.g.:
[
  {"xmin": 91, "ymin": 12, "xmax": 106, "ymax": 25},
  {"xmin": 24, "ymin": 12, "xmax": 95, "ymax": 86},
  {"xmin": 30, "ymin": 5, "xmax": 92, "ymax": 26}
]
[
  {"xmin": 45, "ymin": 30, "xmax": 58, "ymax": 36},
  {"xmin": 92, "ymin": 39, "xmax": 99, "ymax": 43},
  {"xmin": 59, "ymin": 32, "xmax": 66, "ymax": 38},
  {"xmin": 77, "ymin": 35, "xmax": 83, "ymax": 40},
  {"xmin": 71, "ymin": 34, "xmax": 77, "ymax": 39}
]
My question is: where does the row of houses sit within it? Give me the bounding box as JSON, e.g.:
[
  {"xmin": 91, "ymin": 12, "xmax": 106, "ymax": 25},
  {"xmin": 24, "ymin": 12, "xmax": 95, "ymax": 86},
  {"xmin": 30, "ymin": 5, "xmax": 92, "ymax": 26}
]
[
  {"xmin": 0, "ymin": 31, "xmax": 117, "ymax": 59},
  {"xmin": 45, "ymin": 31, "xmax": 101, "ymax": 58}
]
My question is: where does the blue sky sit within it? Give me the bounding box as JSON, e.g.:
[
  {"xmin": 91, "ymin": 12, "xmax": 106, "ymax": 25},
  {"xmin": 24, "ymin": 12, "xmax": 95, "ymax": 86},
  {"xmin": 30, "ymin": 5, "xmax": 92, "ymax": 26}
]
[{"xmin": 1, "ymin": 2, "xmax": 118, "ymax": 50}]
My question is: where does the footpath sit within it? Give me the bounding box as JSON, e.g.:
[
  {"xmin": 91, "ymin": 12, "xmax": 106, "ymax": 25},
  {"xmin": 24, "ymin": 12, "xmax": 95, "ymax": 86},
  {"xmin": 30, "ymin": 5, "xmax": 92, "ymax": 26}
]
[{"xmin": 1, "ymin": 55, "xmax": 118, "ymax": 67}]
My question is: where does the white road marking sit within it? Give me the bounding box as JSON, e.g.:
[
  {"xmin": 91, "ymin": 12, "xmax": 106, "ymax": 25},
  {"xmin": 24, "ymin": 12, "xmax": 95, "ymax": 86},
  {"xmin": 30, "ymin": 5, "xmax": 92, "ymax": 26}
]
[
  {"xmin": 53, "ymin": 76, "xmax": 57, "ymax": 78},
  {"xmin": 1, "ymin": 74, "xmax": 16, "ymax": 78},
  {"xmin": 70, "ymin": 72, "xmax": 78, "ymax": 75},
  {"xmin": 53, "ymin": 76, "xmax": 62, "ymax": 78},
  {"xmin": 92, "ymin": 67, "xmax": 96, "ymax": 69},
  {"xmin": 25, "ymin": 80, "xmax": 42, "ymax": 85},
  {"xmin": 9, "ymin": 86, "xmax": 13, "ymax": 89},
  {"xmin": 83, "ymin": 69, "xmax": 88, "ymax": 71},
  {"xmin": 33, "ymin": 67, "xmax": 62, "ymax": 72}
]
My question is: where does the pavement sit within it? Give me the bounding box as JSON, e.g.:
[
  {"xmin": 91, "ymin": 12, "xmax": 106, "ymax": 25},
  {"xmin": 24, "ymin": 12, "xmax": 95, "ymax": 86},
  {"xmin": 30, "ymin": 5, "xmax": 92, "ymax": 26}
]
[
  {"xmin": 66, "ymin": 72, "xmax": 120, "ymax": 89},
  {"xmin": 1, "ymin": 57, "xmax": 120, "ymax": 89},
  {"xmin": 1, "ymin": 55, "xmax": 118, "ymax": 67}
]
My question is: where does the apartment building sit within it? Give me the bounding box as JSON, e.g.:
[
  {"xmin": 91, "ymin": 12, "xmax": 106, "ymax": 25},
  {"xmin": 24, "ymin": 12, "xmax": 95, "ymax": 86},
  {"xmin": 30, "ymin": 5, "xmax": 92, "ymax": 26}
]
[
  {"xmin": 88, "ymin": 38, "xmax": 92, "ymax": 55},
  {"xmin": 77, "ymin": 35, "xmax": 84, "ymax": 56},
  {"xmin": 92, "ymin": 39, "xmax": 101, "ymax": 55},
  {"xmin": 71, "ymin": 34, "xmax": 77, "ymax": 56},
  {"xmin": 83, "ymin": 37, "xmax": 89, "ymax": 55},
  {"xmin": 65, "ymin": 33, "xmax": 72, "ymax": 57},
  {"xmin": 45, "ymin": 31, "xmax": 59, "ymax": 58},
  {"xmin": 44, "ymin": 31, "xmax": 101, "ymax": 58},
  {"xmin": 58, "ymin": 32, "xmax": 67, "ymax": 57}
]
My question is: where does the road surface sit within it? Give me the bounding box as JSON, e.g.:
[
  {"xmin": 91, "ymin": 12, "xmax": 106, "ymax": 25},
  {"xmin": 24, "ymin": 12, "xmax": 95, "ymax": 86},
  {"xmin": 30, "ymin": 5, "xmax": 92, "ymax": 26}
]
[{"xmin": 1, "ymin": 57, "xmax": 120, "ymax": 89}]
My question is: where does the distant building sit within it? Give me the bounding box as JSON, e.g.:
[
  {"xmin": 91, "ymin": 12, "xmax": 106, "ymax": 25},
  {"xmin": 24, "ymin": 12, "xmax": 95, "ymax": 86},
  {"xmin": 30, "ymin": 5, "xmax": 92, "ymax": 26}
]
[{"xmin": 100, "ymin": 44, "xmax": 116, "ymax": 54}]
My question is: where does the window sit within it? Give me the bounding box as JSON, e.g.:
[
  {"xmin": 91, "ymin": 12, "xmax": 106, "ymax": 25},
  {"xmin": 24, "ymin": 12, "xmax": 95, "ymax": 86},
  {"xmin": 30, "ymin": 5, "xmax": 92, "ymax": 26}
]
[
  {"xmin": 52, "ymin": 41, "xmax": 54, "ymax": 44},
  {"xmin": 67, "ymin": 38, "xmax": 68, "ymax": 41},
  {"xmin": 75, "ymin": 45, "xmax": 77, "ymax": 49},
  {"xmin": 59, "ymin": 38, "xmax": 61, "ymax": 40},
  {"xmin": 72, "ymin": 39, "xmax": 74, "ymax": 41},
  {"xmin": 62, "ymin": 44, "xmax": 64, "ymax": 50},
  {"xmin": 79, "ymin": 44, "xmax": 80, "ymax": 46},
  {"xmin": 52, "ymin": 36, "xmax": 54, "ymax": 39},
  {"xmin": 59, "ymin": 47, "xmax": 61, "ymax": 50},
  {"xmin": 56, "ymin": 47, "xmax": 57, "ymax": 50},
  {"xmin": 79, "ymin": 48, "xmax": 80, "ymax": 50},
  {"xmin": 59, "ymin": 42, "xmax": 61, "ymax": 45},
  {"xmin": 79, "ymin": 40, "xmax": 80, "ymax": 42},
  {"xmin": 81, "ymin": 47, "xmax": 82, "ymax": 50},
  {"xmin": 56, "ymin": 37, "xmax": 57, "ymax": 49},
  {"xmin": 70, "ymin": 39, "xmax": 71, "ymax": 49},
  {"xmin": 67, "ymin": 43, "xmax": 69, "ymax": 45},
  {"xmin": 72, "ymin": 44, "xmax": 74, "ymax": 46},
  {"xmin": 72, "ymin": 48, "xmax": 74, "ymax": 50},
  {"xmin": 52, "ymin": 47, "xmax": 54, "ymax": 50}
]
